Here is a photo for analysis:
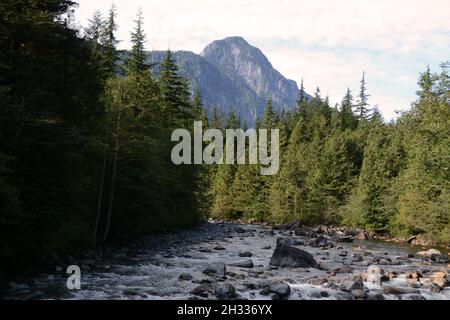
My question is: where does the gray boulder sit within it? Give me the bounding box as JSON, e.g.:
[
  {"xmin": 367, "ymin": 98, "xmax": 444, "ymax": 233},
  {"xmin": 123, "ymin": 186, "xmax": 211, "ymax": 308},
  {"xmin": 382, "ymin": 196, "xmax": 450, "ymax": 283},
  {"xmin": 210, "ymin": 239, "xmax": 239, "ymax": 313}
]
[
  {"xmin": 215, "ymin": 283, "xmax": 236, "ymax": 300},
  {"xmin": 270, "ymin": 243, "xmax": 319, "ymax": 268},
  {"xmin": 203, "ymin": 262, "xmax": 226, "ymax": 276}
]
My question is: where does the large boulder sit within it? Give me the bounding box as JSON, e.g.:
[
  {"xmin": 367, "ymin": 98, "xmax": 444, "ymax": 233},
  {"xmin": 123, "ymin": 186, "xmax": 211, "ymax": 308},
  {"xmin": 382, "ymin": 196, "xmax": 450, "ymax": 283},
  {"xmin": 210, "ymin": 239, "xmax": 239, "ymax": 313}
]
[{"xmin": 270, "ymin": 242, "xmax": 319, "ymax": 268}]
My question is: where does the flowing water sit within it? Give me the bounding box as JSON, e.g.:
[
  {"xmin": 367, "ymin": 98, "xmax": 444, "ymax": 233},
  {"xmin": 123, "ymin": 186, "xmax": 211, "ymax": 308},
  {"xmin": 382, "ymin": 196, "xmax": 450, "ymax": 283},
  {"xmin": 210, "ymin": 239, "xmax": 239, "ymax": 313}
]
[{"xmin": 1, "ymin": 222, "xmax": 449, "ymax": 300}]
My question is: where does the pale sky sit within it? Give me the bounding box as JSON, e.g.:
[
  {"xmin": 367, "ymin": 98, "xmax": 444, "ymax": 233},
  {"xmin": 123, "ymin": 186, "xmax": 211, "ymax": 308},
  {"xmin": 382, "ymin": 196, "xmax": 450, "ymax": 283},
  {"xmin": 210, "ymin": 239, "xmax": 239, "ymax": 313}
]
[{"xmin": 73, "ymin": 0, "xmax": 450, "ymax": 121}]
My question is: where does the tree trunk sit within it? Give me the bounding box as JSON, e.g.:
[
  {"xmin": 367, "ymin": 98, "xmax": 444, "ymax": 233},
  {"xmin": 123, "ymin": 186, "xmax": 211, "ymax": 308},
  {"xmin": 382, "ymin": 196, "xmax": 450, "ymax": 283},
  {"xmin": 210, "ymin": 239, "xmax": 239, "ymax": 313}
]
[
  {"xmin": 103, "ymin": 106, "xmax": 121, "ymax": 243},
  {"xmin": 92, "ymin": 128, "xmax": 107, "ymax": 245}
]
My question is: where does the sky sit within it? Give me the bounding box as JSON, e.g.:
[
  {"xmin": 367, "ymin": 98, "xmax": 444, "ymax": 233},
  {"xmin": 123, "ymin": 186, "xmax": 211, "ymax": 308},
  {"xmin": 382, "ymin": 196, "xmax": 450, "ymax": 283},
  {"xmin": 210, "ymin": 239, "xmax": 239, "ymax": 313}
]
[{"xmin": 73, "ymin": 0, "xmax": 450, "ymax": 121}]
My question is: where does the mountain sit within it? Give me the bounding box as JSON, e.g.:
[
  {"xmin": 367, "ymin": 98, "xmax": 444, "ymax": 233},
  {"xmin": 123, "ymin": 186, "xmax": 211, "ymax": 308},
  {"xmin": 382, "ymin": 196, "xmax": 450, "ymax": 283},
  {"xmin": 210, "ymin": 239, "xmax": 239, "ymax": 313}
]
[{"xmin": 150, "ymin": 37, "xmax": 310, "ymax": 125}]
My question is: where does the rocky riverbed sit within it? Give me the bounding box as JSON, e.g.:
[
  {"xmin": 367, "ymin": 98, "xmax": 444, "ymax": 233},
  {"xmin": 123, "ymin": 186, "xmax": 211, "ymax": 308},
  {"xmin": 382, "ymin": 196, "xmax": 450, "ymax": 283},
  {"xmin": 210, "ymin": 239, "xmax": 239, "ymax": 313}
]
[{"xmin": 1, "ymin": 221, "xmax": 449, "ymax": 300}]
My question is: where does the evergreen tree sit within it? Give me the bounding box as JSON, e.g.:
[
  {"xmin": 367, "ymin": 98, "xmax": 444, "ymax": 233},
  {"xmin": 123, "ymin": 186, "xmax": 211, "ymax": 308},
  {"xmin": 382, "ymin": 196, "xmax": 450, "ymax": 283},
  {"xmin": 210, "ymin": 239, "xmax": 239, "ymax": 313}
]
[
  {"xmin": 125, "ymin": 9, "xmax": 150, "ymax": 75},
  {"xmin": 355, "ymin": 71, "xmax": 371, "ymax": 121}
]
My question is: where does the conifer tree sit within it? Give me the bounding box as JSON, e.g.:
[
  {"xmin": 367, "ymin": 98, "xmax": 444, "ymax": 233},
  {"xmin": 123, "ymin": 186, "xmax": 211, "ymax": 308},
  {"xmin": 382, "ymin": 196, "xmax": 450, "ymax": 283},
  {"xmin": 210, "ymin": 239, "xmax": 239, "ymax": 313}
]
[
  {"xmin": 125, "ymin": 9, "xmax": 149, "ymax": 75},
  {"xmin": 356, "ymin": 71, "xmax": 371, "ymax": 121}
]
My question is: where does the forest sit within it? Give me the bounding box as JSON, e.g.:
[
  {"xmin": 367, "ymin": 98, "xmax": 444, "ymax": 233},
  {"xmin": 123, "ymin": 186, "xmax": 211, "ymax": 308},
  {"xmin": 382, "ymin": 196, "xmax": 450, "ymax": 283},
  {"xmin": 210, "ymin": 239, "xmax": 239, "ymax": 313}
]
[{"xmin": 0, "ymin": 1, "xmax": 448, "ymax": 276}]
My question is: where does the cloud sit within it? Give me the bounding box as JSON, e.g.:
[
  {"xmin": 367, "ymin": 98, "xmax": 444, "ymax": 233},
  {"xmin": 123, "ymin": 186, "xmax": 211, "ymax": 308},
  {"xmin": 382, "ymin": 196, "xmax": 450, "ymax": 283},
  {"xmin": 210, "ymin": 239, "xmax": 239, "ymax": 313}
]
[{"xmin": 73, "ymin": 0, "xmax": 450, "ymax": 120}]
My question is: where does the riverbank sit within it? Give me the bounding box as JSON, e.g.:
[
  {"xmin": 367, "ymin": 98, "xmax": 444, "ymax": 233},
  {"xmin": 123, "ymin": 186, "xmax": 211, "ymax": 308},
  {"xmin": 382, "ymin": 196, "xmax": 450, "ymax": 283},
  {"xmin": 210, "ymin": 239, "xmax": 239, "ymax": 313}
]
[{"xmin": 1, "ymin": 221, "xmax": 449, "ymax": 300}]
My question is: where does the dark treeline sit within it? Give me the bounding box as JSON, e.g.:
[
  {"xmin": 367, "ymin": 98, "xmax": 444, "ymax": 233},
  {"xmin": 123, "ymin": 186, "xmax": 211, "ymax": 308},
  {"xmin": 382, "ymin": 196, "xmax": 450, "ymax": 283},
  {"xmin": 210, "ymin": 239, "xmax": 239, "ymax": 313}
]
[
  {"xmin": 210, "ymin": 67, "xmax": 450, "ymax": 246},
  {"xmin": 0, "ymin": 1, "xmax": 448, "ymax": 276},
  {"xmin": 0, "ymin": 1, "xmax": 207, "ymax": 274}
]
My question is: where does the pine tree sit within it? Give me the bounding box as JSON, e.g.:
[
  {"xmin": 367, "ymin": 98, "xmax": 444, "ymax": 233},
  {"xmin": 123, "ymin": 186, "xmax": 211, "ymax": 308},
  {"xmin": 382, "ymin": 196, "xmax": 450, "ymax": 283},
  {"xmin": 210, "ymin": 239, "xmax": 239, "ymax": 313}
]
[
  {"xmin": 340, "ymin": 88, "xmax": 357, "ymax": 130},
  {"xmin": 125, "ymin": 9, "xmax": 149, "ymax": 75},
  {"xmin": 297, "ymin": 78, "xmax": 306, "ymax": 106},
  {"xmin": 355, "ymin": 71, "xmax": 371, "ymax": 121},
  {"xmin": 102, "ymin": 5, "xmax": 119, "ymax": 77}
]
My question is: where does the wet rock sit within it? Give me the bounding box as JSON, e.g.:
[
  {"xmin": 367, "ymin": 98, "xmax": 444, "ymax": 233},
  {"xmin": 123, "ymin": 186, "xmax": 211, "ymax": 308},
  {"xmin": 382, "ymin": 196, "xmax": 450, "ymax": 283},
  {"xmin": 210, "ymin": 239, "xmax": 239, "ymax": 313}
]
[
  {"xmin": 432, "ymin": 272, "xmax": 448, "ymax": 288},
  {"xmin": 178, "ymin": 273, "xmax": 194, "ymax": 281},
  {"xmin": 214, "ymin": 283, "xmax": 236, "ymax": 300},
  {"xmin": 307, "ymin": 277, "xmax": 329, "ymax": 286},
  {"xmin": 239, "ymin": 251, "xmax": 253, "ymax": 258},
  {"xmin": 203, "ymin": 262, "xmax": 226, "ymax": 276},
  {"xmin": 406, "ymin": 236, "xmax": 418, "ymax": 244},
  {"xmin": 328, "ymin": 266, "xmax": 354, "ymax": 274},
  {"xmin": 310, "ymin": 236, "xmax": 329, "ymax": 248},
  {"xmin": 351, "ymin": 289, "xmax": 367, "ymax": 300},
  {"xmin": 367, "ymin": 293, "xmax": 385, "ymax": 300},
  {"xmin": 270, "ymin": 242, "xmax": 319, "ymax": 269},
  {"xmin": 268, "ymin": 283, "xmax": 291, "ymax": 299},
  {"xmin": 355, "ymin": 231, "xmax": 368, "ymax": 240},
  {"xmin": 342, "ymin": 277, "xmax": 364, "ymax": 292},
  {"xmin": 405, "ymin": 272, "xmax": 422, "ymax": 280},
  {"xmin": 372, "ymin": 257, "xmax": 392, "ymax": 265},
  {"xmin": 230, "ymin": 260, "xmax": 254, "ymax": 268},
  {"xmin": 192, "ymin": 285, "xmax": 209, "ymax": 298},
  {"xmin": 383, "ymin": 286, "xmax": 420, "ymax": 295},
  {"xmin": 236, "ymin": 228, "xmax": 246, "ymax": 234},
  {"xmin": 430, "ymin": 284, "xmax": 442, "ymax": 293},
  {"xmin": 335, "ymin": 236, "xmax": 354, "ymax": 243},
  {"xmin": 214, "ymin": 245, "xmax": 226, "ymax": 251},
  {"xmin": 277, "ymin": 237, "xmax": 304, "ymax": 246},
  {"xmin": 294, "ymin": 226, "xmax": 317, "ymax": 237},
  {"xmin": 262, "ymin": 246, "xmax": 272, "ymax": 250},
  {"xmin": 417, "ymin": 249, "xmax": 441, "ymax": 258}
]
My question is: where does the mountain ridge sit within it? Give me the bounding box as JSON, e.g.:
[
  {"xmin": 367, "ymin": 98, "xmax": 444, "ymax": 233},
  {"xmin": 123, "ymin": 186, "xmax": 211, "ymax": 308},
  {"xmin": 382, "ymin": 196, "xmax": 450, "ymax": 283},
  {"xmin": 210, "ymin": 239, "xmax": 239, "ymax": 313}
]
[{"xmin": 149, "ymin": 36, "xmax": 311, "ymax": 125}]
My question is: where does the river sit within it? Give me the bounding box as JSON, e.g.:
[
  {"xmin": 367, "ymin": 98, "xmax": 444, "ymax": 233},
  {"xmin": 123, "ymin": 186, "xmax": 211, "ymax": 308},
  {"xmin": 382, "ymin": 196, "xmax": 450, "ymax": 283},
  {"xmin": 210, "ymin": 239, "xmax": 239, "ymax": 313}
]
[{"xmin": 1, "ymin": 221, "xmax": 449, "ymax": 300}]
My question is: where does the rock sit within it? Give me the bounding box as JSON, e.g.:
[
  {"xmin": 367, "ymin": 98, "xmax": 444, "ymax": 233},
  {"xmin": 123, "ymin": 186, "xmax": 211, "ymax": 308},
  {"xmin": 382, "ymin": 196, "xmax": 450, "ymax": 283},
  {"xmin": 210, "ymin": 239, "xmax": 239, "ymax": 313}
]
[
  {"xmin": 294, "ymin": 226, "xmax": 317, "ymax": 237},
  {"xmin": 403, "ymin": 294, "xmax": 426, "ymax": 300},
  {"xmin": 431, "ymin": 255, "xmax": 448, "ymax": 263},
  {"xmin": 214, "ymin": 245, "xmax": 226, "ymax": 251},
  {"xmin": 192, "ymin": 285, "xmax": 209, "ymax": 298},
  {"xmin": 355, "ymin": 231, "xmax": 368, "ymax": 240},
  {"xmin": 310, "ymin": 236, "xmax": 329, "ymax": 248},
  {"xmin": 277, "ymin": 237, "xmax": 304, "ymax": 246},
  {"xmin": 236, "ymin": 227, "xmax": 246, "ymax": 234},
  {"xmin": 214, "ymin": 283, "xmax": 236, "ymax": 300},
  {"xmin": 239, "ymin": 251, "xmax": 253, "ymax": 258},
  {"xmin": 342, "ymin": 277, "xmax": 364, "ymax": 292},
  {"xmin": 268, "ymin": 283, "xmax": 291, "ymax": 299},
  {"xmin": 432, "ymin": 272, "xmax": 447, "ymax": 288},
  {"xmin": 203, "ymin": 262, "xmax": 226, "ymax": 276},
  {"xmin": 405, "ymin": 272, "xmax": 422, "ymax": 280},
  {"xmin": 351, "ymin": 290, "xmax": 367, "ymax": 300},
  {"xmin": 230, "ymin": 260, "xmax": 254, "ymax": 268},
  {"xmin": 367, "ymin": 293, "xmax": 385, "ymax": 300},
  {"xmin": 417, "ymin": 249, "xmax": 441, "ymax": 258},
  {"xmin": 406, "ymin": 236, "xmax": 418, "ymax": 244},
  {"xmin": 178, "ymin": 273, "xmax": 194, "ymax": 281},
  {"xmin": 335, "ymin": 236, "xmax": 354, "ymax": 243},
  {"xmin": 262, "ymin": 246, "xmax": 272, "ymax": 250},
  {"xmin": 328, "ymin": 266, "xmax": 354, "ymax": 274},
  {"xmin": 383, "ymin": 286, "xmax": 420, "ymax": 295},
  {"xmin": 270, "ymin": 243, "xmax": 319, "ymax": 269},
  {"xmin": 430, "ymin": 284, "xmax": 442, "ymax": 293},
  {"xmin": 307, "ymin": 277, "xmax": 329, "ymax": 286},
  {"xmin": 408, "ymin": 254, "xmax": 415, "ymax": 259}
]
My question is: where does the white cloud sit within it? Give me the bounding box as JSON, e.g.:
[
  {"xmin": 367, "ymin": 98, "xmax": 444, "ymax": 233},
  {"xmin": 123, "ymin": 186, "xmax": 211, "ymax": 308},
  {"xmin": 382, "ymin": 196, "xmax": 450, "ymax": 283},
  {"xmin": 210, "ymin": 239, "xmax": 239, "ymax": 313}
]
[{"xmin": 74, "ymin": 0, "xmax": 450, "ymax": 120}]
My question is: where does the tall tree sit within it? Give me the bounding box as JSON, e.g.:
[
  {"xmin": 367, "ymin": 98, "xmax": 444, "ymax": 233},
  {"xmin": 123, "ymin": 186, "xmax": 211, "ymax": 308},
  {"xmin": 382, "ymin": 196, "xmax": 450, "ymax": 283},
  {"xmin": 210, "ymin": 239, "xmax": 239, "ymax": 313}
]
[
  {"xmin": 125, "ymin": 9, "xmax": 149, "ymax": 75},
  {"xmin": 355, "ymin": 71, "xmax": 371, "ymax": 121}
]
